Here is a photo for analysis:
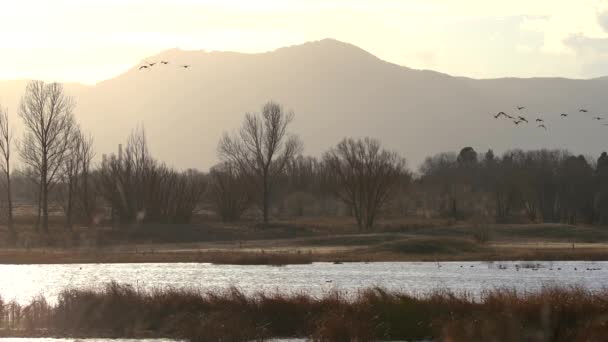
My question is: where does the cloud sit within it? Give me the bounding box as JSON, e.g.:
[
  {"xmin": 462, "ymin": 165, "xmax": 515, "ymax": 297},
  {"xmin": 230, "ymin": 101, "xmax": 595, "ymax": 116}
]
[
  {"xmin": 563, "ymin": 33, "xmax": 608, "ymax": 77},
  {"xmin": 598, "ymin": 10, "xmax": 608, "ymax": 32},
  {"xmin": 564, "ymin": 33, "xmax": 608, "ymax": 53}
]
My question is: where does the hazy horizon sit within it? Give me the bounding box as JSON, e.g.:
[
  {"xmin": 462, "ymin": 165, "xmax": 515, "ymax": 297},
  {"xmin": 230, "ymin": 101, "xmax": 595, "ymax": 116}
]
[
  {"xmin": 3, "ymin": 0, "xmax": 608, "ymax": 84},
  {"xmin": 3, "ymin": 38, "xmax": 608, "ymax": 86}
]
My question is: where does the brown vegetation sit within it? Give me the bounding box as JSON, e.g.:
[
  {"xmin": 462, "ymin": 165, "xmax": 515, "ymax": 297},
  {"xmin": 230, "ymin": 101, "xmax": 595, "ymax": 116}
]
[
  {"xmin": 0, "ymin": 283, "xmax": 606, "ymax": 341},
  {"xmin": 0, "ymin": 214, "xmax": 606, "ymax": 264}
]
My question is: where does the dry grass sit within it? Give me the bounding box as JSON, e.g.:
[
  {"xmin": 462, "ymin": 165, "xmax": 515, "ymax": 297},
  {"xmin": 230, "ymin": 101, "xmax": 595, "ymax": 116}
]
[
  {"xmin": 0, "ymin": 213, "xmax": 607, "ymax": 264},
  {"xmin": 0, "ymin": 283, "xmax": 606, "ymax": 341},
  {"xmin": 0, "ymin": 249, "xmax": 313, "ymax": 265},
  {"xmin": 0, "ymin": 240, "xmax": 608, "ymax": 264}
]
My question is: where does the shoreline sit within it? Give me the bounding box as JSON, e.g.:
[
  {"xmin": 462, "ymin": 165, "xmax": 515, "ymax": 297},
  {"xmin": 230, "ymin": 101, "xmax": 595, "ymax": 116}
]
[{"xmin": 0, "ymin": 246, "xmax": 607, "ymax": 265}]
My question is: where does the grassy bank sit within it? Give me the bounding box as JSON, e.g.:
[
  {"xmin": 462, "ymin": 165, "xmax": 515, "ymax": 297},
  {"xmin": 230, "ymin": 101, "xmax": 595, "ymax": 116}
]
[
  {"xmin": 0, "ymin": 282, "xmax": 606, "ymax": 341},
  {"xmin": 0, "ymin": 238, "xmax": 607, "ymax": 264},
  {"xmin": 0, "ymin": 219, "xmax": 607, "ymax": 264},
  {"xmin": 0, "ymin": 249, "xmax": 315, "ymax": 265}
]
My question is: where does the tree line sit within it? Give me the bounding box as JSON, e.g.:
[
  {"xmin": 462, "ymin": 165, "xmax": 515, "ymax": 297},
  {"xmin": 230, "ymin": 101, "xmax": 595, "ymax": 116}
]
[
  {"xmin": 0, "ymin": 80, "xmax": 606, "ymax": 241},
  {"xmin": 418, "ymin": 147, "xmax": 608, "ymax": 225}
]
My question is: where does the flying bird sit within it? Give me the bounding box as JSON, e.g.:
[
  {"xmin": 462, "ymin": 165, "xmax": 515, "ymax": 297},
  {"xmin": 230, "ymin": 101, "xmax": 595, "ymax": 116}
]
[
  {"xmin": 518, "ymin": 116, "xmax": 528, "ymax": 123},
  {"xmin": 579, "ymin": 109, "xmax": 588, "ymax": 113},
  {"xmin": 161, "ymin": 61, "xmax": 169, "ymax": 64},
  {"xmin": 138, "ymin": 65, "xmax": 149, "ymax": 70},
  {"xmin": 514, "ymin": 120, "xmax": 522, "ymax": 125},
  {"xmin": 181, "ymin": 65, "xmax": 191, "ymax": 69},
  {"xmin": 592, "ymin": 117, "xmax": 604, "ymax": 120},
  {"xmin": 517, "ymin": 106, "xmax": 525, "ymax": 110},
  {"xmin": 506, "ymin": 114, "xmax": 514, "ymax": 119},
  {"xmin": 538, "ymin": 124, "xmax": 547, "ymax": 130},
  {"xmin": 560, "ymin": 113, "xmax": 568, "ymax": 117},
  {"xmin": 147, "ymin": 62, "xmax": 156, "ymax": 67},
  {"xmin": 494, "ymin": 112, "xmax": 507, "ymax": 119},
  {"xmin": 536, "ymin": 118, "xmax": 544, "ymax": 123}
]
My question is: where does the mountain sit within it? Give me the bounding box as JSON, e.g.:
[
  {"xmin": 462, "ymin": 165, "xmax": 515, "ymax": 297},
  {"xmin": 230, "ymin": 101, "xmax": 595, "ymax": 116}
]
[{"xmin": 1, "ymin": 38, "xmax": 607, "ymax": 171}]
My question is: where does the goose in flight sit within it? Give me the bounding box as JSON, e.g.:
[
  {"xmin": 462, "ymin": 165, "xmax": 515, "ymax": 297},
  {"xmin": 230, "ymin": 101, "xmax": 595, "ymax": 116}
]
[
  {"xmin": 494, "ymin": 112, "xmax": 507, "ymax": 119},
  {"xmin": 579, "ymin": 109, "xmax": 588, "ymax": 113},
  {"xmin": 517, "ymin": 106, "xmax": 525, "ymax": 110},
  {"xmin": 147, "ymin": 62, "xmax": 156, "ymax": 67},
  {"xmin": 518, "ymin": 116, "xmax": 528, "ymax": 123},
  {"xmin": 160, "ymin": 61, "xmax": 169, "ymax": 65},
  {"xmin": 506, "ymin": 114, "xmax": 514, "ymax": 119},
  {"xmin": 536, "ymin": 118, "xmax": 544, "ymax": 123},
  {"xmin": 592, "ymin": 117, "xmax": 604, "ymax": 120},
  {"xmin": 560, "ymin": 113, "xmax": 568, "ymax": 117},
  {"xmin": 181, "ymin": 65, "xmax": 191, "ymax": 69},
  {"xmin": 514, "ymin": 120, "xmax": 522, "ymax": 125},
  {"xmin": 138, "ymin": 65, "xmax": 149, "ymax": 70},
  {"xmin": 538, "ymin": 124, "xmax": 547, "ymax": 130}
]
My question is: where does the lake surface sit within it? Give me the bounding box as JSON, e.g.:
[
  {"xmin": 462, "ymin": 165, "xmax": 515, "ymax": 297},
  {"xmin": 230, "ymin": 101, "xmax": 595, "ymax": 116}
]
[{"xmin": 1, "ymin": 261, "xmax": 607, "ymax": 304}]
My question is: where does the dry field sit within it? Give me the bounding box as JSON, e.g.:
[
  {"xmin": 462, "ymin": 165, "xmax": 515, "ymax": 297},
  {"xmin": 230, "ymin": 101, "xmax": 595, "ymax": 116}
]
[{"xmin": 0, "ymin": 213, "xmax": 605, "ymax": 264}]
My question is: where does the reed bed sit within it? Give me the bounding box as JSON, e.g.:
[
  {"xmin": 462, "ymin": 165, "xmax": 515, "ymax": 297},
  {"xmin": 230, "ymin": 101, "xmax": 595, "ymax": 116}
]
[{"xmin": 0, "ymin": 283, "xmax": 606, "ymax": 341}]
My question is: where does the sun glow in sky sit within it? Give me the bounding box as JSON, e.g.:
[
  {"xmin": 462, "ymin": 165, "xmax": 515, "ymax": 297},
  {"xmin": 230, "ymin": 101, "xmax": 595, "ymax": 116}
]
[{"xmin": 2, "ymin": 0, "xmax": 608, "ymax": 84}]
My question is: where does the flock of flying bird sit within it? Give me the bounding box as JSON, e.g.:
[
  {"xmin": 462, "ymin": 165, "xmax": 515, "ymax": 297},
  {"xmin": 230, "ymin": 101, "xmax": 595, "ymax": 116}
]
[
  {"xmin": 138, "ymin": 60, "xmax": 191, "ymax": 70},
  {"xmin": 493, "ymin": 106, "xmax": 608, "ymax": 130}
]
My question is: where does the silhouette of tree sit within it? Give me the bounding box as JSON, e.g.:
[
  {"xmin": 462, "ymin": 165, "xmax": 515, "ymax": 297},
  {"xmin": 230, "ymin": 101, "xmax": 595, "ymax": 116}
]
[
  {"xmin": 457, "ymin": 147, "xmax": 478, "ymax": 166},
  {"xmin": 557, "ymin": 155, "xmax": 595, "ymax": 224},
  {"xmin": 18, "ymin": 81, "xmax": 75, "ymax": 233},
  {"xmin": 0, "ymin": 105, "xmax": 14, "ymax": 236},
  {"xmin": 218, "ymin": 102, "xmax": 303, "ymax": 224},
  {"xmin": 99, "ymin": 126, "xmax": 205, "ymax": 225},
  {"xmin": 595, "ymin": 152, "xmax": 608, "ymax": 224},
  {"xmin": 57, "ymin": 126, "xmax": 83, "ymax": 230},
  {"xmin": 76, "ymin": 131, "xmax": 95, "ymax": 225},
  {"xmin": 323, "ymin": 137, "xmax": 407, "ymax": 230},
  {"xmin": 208, "ymin": 162, "xmax": 254, "ymax": 222}
]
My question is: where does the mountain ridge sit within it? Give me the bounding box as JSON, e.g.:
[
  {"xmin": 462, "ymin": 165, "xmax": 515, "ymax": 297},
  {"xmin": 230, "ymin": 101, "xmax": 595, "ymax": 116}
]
[{"xmin": 0, "ymin": 39, "xmax": 606, "ymax": 170}]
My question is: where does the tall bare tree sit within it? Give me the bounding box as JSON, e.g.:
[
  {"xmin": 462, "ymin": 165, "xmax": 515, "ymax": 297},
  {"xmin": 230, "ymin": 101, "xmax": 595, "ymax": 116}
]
[
  {"xmin": 18, "ymin": 81, "xmax": 75, "ymax": 233},
  {"xmin": 76, "ymin": 130, "xmax": 95, "ymax": 226},
  {"xmin": 323, "ymin": 137, "xmax": 408, "ymax": 230},
  {"xmin": 0, "ymin": 105, "xmax": 14, "ymax": 235},
  {"xmin": 218, "ymin": 102, "xmax": 302, "ymax": 223},
  {"xmin": 57, "ymin": 127, "xmax": 84, "ymax": 230}
]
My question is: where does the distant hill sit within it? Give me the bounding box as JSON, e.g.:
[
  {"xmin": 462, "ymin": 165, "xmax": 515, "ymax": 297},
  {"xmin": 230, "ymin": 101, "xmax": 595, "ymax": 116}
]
[{"xmin": 0, "ymin": 38, "xmax": 607, "ymax": 170}]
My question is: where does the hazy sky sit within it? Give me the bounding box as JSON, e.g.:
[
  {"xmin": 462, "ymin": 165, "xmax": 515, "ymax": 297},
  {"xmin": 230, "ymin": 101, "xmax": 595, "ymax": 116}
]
[{"xmin": 3, "ymin": 0, "xmax": 608, "ymax": 84}]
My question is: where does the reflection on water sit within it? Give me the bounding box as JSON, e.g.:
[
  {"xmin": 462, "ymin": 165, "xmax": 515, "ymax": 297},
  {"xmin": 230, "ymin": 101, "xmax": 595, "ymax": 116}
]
[{"xmin": 0, "ymin": 261, "xmax": 606, "ymax": 304}]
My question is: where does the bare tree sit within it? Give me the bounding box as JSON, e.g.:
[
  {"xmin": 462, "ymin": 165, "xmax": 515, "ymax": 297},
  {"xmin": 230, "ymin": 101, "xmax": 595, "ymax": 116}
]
[
  {"xmin": 76, "ymin": 131, "xmax": 95, "ymax": 226},
  {"xmin": 98, "ymin": 126, "xmax": 205, "ymax": 225},
  {"xmin": 323, "ymin": 137, "xmax": 408, "ymax": 230},
  {"xmin": 218, "ymin": 102, "xmax": 303, "ymax": 223},
  {"xmin": 209, "ymin": 162, "xmax": 254, "ymax": 221},
  {"xmin": 18, "ymin": 81, "xmax": 75, "ymax": 233},
  {"xmin": 57, "ymin": 127, "xmax": 84, "ymax": 230},
  {"xmin": 0, "ymin": 105, "xmax": 14, "ymax": 235}
]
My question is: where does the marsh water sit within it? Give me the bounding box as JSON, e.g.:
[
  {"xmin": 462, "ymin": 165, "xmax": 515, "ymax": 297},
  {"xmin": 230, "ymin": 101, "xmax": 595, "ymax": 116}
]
[{"xmin": 1, "ymin": 261, "xmax": 607, "ymax": 304}]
